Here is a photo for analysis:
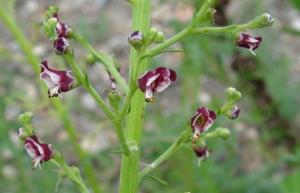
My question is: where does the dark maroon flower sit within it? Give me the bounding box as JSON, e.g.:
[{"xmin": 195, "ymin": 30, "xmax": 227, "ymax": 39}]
[
  {"xmin": 235, "ymin": 32, "xmax": 262, "ymax": 55},
  {"xmin": 24, "ymin": 135, "xmax": 54, "ymax": 170},
  {"xmin": 190, "ymin": 107, "xmax": 216, "ymax": 143},
  {"xmin": 51, "ymin": 13, "xmax": 72, "ymax": 38},
  {"xmin": 40, "ymin": 61, "xmax": 75, "ymax": 98},
  {"xmin": 138, "ymin": 67, "xmax": 177, "ymax": 102},
  {"xmin": 53, "ymin": 37, "xmax": 69, "ymax": 54},
  {"xmin": 193, "ymin": 143, "xmax": 212, "ymax": 161}
]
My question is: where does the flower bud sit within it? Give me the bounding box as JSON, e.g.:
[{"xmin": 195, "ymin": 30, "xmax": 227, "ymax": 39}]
[
  {"xmin": 215, "ymin": 127, "xmax": 231, "ymax": 139},
  {"xmin": 153, "ymin": 31, "xmax": 165, "ymax": 43},
  {"xmin": 201, "ymin": 8, "xmax": 217, "ymax": 24},
  {"xmin": 108, "ymin": 89, "xmax": 122, "ymax": 109},
  {"xmin": 18, "ymin": 112, "xmax": 33, "ymax": 127},
  {"xmin": 128, "ymin": 31, "xmax": 144, "ymax": 50},
  {"xmin": 45, "ymin": 6, "xmax": 59, "ymax": 18},
  {"xmin": 43, "ymin": 18, "xmax": 58, "ymax": 40},
  {"xmin": 250, "ymin": 13, "xmax": 275, "ymax": 27},
  {"xmin": 59, "ymin": 169, "xmax": 68, "ymax": 179},
  {"xmin": 224, "ymin": 106, "xmax": 240, "ymax": 120},
  {"xmin": 18, "ymin": 127, "xmax": 30, "ymax": 140},
  {"xmin": 225, "ymin": 87, "xmax": 241, "ymax": 104},
  {"xmin": 53, "ymin": 37, "xmax": 69, "ymax": 54}
]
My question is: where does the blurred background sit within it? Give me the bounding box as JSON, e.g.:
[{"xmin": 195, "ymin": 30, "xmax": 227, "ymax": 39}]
[{"xmin": 1, "ymin": 0, "xmax": 300, "ymax": 192}]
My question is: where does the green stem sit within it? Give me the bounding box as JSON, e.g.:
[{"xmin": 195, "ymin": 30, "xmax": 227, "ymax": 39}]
[
  {"xmin": 52, "ymin": 152, "xmax": 90, "ymax": 193},
  {"xmin": 138, "ymin": 127, "xmax": 191, "ymax": 181},
  {"xmin": 118, "ymin": 1, "xmax": 151, "ymax": 192},
  {"xmin": 71, "ymin": 31, "xmax": 129, "ymax": 94},
  {"xmin": 0, "ymin": 5, "xmax": 40, "ymax": 74},
  {"xmin": 149, "ymin": 28, "xmax": 191, "ymax": 57},
  {"xmin": 62, "ymin": 53, "xmax": 131, "ymax": 155},
  {"xmin": 62, "ymin": 53, "xmax": 115, "ymax": 120},
  {"xmin": 113, "ymin": 119, "xmax": 132, "ymax": 157},
  {"xmin": 193, "ymin": 24, "xmax": 254, "ymax": 34}
]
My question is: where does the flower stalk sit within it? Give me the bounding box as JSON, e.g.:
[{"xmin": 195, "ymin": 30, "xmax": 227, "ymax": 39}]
[
  {"xmin": 70, "ymin": 31, "xmax": 129, "ymax": 94},
  {"xmin": 138, "ymin": 126, "xmax": 191, "ymax": 181}
]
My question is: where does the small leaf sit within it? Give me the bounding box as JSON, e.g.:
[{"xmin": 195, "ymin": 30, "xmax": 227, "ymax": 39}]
[
  {"xmin": 84, "ymin": 73, "xmax": 91, "ymax": 88},
  {"xmin": 109, "ymin": 150, "xmax": 124, "ymax": 154},
  {"xmin": 146, "ymin": 175, "xmax": 168, "ymax": 186}
]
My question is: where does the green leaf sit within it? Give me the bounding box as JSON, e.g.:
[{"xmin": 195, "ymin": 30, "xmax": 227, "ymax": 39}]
[{"xmin": 146, "ymin": 175, "xmax": 168, "ymax": 186}]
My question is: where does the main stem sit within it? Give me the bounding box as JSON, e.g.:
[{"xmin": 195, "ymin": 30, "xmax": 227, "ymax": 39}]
[{"xmin": 119, "ymin": 1, "xmax": 151, "ymax": 193}]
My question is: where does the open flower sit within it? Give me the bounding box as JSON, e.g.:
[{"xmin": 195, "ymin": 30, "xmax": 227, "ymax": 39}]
[
  {"xmin": 40, "ymin": 60, "xmax": 75, "ymax": 98},
  {"xmin": 235, "ymin": 32, "xmax": 262, "ymax": 55},
  {"xmin": 138, "ymin": 67, "xmax": 177, "ymax": 102},
  {"xmin": 51, "ymin": 13, "xmax": 72, "ymax": 38},
  {"xmin": 193, "ymin": 143, "xmax": 212, "ymax": 166},
  {"xmin": 190, "ymin": 107, "xmax": 216, "ymax": 143},
  {"xmin": 24, "ymin": 135, "xmax": 54, "ymax": 170}
]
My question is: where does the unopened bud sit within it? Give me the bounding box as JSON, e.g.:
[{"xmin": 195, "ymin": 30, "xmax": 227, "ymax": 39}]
[
  {"xmin": 153, "ymin": 31, "xmax": 165, "ymax": 43},
  {"xmin": 251, "ymin": 13, "xmax": 275, "ymax": 27},
  {"xmin": 225, "ymin": 106, "xmax": 240, "ymax": 120},
  {"xmin": 216, "ymin": 127, "xmax": 231, "ymax": 139},
  {"xmin": 18, "ymin": 127, "xmax": 29, "ymax": 140},
  {"xmin": 108, "ymin": 89, "xmax": 122, "ymax": 109},
  {"xmin": 128, "ymin": 31, "xmax": 144, "ymax": 50},
  {"xmin": 59, "ymin": 170, "xmax": 68, "ymax": 179},
  {"xmin": 226, "ymin": 87, "xmax": 241, "ymax": 104},
  {"xmin": 18, "ymin": 112, "xmax": 33, "ymax": 126},
  {"xmin": 85, "ymin": 54, "xmax": 96, "ymax": 65},
  {"xmin": 54, "ymin": 37, "xmax": 69, "ymax": 54},
  {"xmin": 201, "ymin": 8, "xmax": 217, "ymax": 24}
]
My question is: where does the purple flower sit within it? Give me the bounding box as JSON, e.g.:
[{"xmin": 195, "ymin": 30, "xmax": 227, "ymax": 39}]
[
  {"xmin": 235, "ymin": 32, "xmax": 262, "ymax": 55},
  {"xmin": 190, "ymin": 107, "xmax": 216, "ymax": 143},
  {"xmin": 51, "ymin": 13, "xmax": 72, "ymax": 38},
  {"xmin": 138, "ymin": 67, "xmax": 177, "ymax": 102},
  {"xmin": 24, "ymin": 135, "xmax": 54, "ymax": 170},
  {"xmin": 40, "ymin": 61, "xmax": 75, "ymax": 98},
  {"xmin": 53, "ymin": 37, "xmax": 69, "ymax": 54},
  {"xmin": 193, "ymin": 143, "xmax": 211, "ymax": 161}
]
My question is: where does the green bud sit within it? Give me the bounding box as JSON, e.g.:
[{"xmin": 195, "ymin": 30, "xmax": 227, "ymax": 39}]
[
  {"xmin": 249, "ymin": 13, "xmax": 275, "ymax": 28},
  {"xmin": 18, "ymin": 112, "xmax": 33, "ymax": 126},
  {"xmin": 201, "ymin": 8, "xmax": 217, "ymax": 24},
  {"xmin": 108, "ymin": 89, "xmax": 122, "ymax": 109},
  {"xmin": 43, "ymin": 18, "xmax": 58, "ymax": 40},
  {"xmin": 85, "ymin": 54, "xmax": 96, "ymax": 65},
  {"xmin": 59, "ymin": 170, "xmax": 68, "ymax": 179},
  {"xmin": 153, "ymin": 31, "xmax": 165, "ymax": 43},
  {"xmin": 225, "ymin": 87, "xmax": 241, "ymax": 104},
  {"xmin": 216, "ymin": 127, "xmax": 231, "ymax": 139},
  {"xmin": 45, "ymin": 6, "xmax": 59, "ymax": 20}
]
